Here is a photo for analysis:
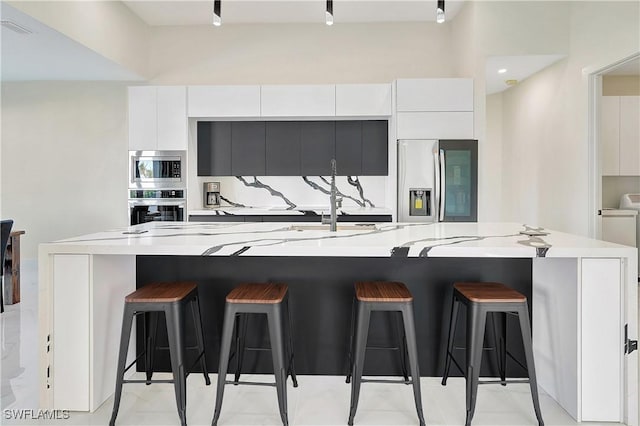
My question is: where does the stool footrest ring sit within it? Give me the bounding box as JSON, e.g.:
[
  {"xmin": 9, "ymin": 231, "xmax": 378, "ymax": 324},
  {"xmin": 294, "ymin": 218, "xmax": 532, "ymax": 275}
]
[
  {"xmin": 361, "ymin": 378, "xmax": 412, "ymax": 385},
  {"xmin": 225, "ymin": 380, "xmax": 276, "ymax": 387}
]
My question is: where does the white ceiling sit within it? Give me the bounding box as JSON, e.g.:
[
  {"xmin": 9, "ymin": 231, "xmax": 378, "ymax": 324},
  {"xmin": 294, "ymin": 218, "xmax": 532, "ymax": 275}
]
[
  {"xmin": 123, "ymin": 0, "xmax": 466, "ymax": 26},
  {"xmin": 485, "ymin": 54, "xmax": 567, "ymax": 95},
  {"xmin": 0, "ymin": 2, "xmax": 143, "ymax": 81}
]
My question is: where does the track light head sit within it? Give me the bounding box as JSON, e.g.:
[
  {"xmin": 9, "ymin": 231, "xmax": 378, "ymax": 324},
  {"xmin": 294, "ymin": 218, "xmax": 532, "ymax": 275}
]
[
  {"xmin": 326, "ymin": 0, "xmax": 334, "ymax": 26},
  {"xmin": 436, "ymin": 0, "xmax": 445, "ymax": 23},
  {"xmin": 213, "ymin": 0, "xmax": 221, "ymax": 26}
]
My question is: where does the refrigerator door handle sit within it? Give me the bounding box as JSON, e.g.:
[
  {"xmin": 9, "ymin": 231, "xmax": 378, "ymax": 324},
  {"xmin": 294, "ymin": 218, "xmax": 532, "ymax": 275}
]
[
  {"xmin": 398, "ymin": 142, "xmax": 406, "ymax": 221},
  {"xmin": 433, "ymin": 148, "xmax": 440, "ymax": 220},
  {"xmin": 439, "ymin": 149, "xmax": 446, "ymax": 221}
]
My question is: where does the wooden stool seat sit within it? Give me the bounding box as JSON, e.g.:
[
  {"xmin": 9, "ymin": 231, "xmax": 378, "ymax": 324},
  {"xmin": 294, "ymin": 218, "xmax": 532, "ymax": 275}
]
[
  {"xmin": 355, "ymin": 281, "xmax": 413, "ymax": 302},
  {"xmin": 226, "ymin": 283, "xmax": 288, "ymax": 304},
  {"xmin": 125, "ymin": 281, "xmax": 197, "ymax": 303},
  {"xmin": 454, "ymin": 282, "xmax": 526, "ymax": 303}
]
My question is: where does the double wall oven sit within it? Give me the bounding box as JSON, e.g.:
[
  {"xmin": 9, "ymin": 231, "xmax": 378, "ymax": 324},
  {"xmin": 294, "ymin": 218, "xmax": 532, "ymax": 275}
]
[{"xmin": 128, "ymin": 151, "xmax": 186, "ymax": 225}]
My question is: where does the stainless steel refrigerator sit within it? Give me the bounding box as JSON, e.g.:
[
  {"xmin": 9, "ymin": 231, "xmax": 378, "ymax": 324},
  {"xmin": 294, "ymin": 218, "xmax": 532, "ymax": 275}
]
[{"xmin": 397, "ymin": 139, "xmax": 478, "ymax": 222}]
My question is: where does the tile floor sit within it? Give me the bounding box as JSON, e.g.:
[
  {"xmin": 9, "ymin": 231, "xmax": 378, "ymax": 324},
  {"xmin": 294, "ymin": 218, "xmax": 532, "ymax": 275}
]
[{"xmin": 0, "ymin": 261, "xmax": 623, "ymax": 425}]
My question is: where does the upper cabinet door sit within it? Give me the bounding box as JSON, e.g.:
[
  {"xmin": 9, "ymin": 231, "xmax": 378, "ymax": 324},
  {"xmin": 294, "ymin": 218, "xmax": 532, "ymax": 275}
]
[
  {"xmin": 261, "ymin": 85, "xmax": 336, "ymax": 117},
  {"xmin": 188, "ymin": 86, "xmax": 261, "ymax": 117},
  {"xmin": 197, "ymin": 122, "xmax": 232, "ymax": 176},
  {"xmin": 335, "ymin": 84, "xmax": 392, "ymax": 116},
  {"xmin": 128, "ymin": 86, "xmax": 187, "ymax": 151},
  {"xmin": 600, "ymin": 96, "xmax": 620, "ymax": 176},
  {"xmin": 362, "ymin": 120, "xmax": 388, "ymax": 176},
  {"xmin": 301, "ymin": 121, "xmax": 336, "ymax": 175},
  {"xmin": 396, "ymin": 112, "xmax": 474, "ymax": 139},
  {"xmin": 335, "ymin": 121, "xmax": 362, "ymax": 176},
  {"xmin": 619, "ymin": 96, "xmax": 640, "ymax": 176},
  {"xmin": 157, "ymin": 86, "xmax": 187, "ymax": 151},
  {"xmin": 396, "ymin": 79, "xmax": 473, "ymax": 112},
  {"xmin": 231, "ymin": 122, "xmax": 266, "ymax": 176},
  {"xmin": 128, "ymin": 86, "xmax": 157, "ymax": 151},
  {"xmin": 266, "ymin": 122, "xmax": 302, "ymax": 176}
]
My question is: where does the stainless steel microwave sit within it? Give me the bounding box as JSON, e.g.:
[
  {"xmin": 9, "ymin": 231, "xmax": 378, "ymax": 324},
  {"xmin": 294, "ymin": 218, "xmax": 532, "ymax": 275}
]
[{"xmin": 129, "ymin": 151, "xmax": 185, "ymax": 188}]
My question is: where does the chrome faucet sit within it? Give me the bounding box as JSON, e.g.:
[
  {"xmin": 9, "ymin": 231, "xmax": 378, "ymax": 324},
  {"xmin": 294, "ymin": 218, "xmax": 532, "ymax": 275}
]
[{"xmin": 321, "ymin": 159, "xmax": 341, "ymax": 231}]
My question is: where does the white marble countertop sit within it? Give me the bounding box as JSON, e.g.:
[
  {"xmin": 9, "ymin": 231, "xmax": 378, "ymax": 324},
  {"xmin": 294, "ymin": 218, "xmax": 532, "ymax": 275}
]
[
  {"xmin": 40, "ymin": 221, "xmax": 637, "ymax": 260},
  {"xmin": 188, "ymin": 206, "xmax": 393, "ymax": 216}
]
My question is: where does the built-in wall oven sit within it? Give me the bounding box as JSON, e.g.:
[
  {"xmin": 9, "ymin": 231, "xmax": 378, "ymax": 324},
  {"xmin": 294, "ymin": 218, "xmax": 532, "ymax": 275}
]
[
  {"xmin": 128, "ymin": 189, "xmax": 186, "ymax": 226},
  {"xmin": 129, "ymin": 151, "xmax": 185, "ymax": 189}
]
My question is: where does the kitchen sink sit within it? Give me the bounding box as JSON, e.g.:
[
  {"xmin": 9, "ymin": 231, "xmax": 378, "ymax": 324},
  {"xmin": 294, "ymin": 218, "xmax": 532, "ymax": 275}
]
[{"xmin": 288, "ymin": 224, "xmax": 377, "ymax": 231}]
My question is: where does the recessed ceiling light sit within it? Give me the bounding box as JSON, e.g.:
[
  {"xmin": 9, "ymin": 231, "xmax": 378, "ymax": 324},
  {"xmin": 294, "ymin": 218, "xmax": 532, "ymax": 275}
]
[{"xmin": 498, "ymin": 68, "xmax": 507, "ymax": 74}]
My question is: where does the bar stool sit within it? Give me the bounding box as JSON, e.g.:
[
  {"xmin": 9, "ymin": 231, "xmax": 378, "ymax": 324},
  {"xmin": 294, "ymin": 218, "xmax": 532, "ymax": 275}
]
[
  {"xmin": 211, "ymin": 283, "xmax": 297, "ymax": 426},
  {"xmin": 347, "ymin": 281, "xmax": 426, "ymax": 426},
  {"xmin": 109, "ymin": 282, "xmax": 210, "ymax": 426},
  {"xmin": 441, "ymin": 282, "xmax": 544, "ymax": 426}
]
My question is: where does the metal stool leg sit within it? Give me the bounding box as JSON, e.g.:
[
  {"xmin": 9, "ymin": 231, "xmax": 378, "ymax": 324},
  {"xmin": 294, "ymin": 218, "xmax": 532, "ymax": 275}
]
[
  {"xmin": 491, "ymin": 312, "xmax": 507, "ymax": 386},
  {"xmin": 212, "ymin": 304, "xmax": 236, "ymax": 426},
  {"xmin": 401, "ymin": 303, "xmax": 426, "ymax": 426},
  {"xmin": 348, "ymin": 301, "xmax": 370, "ymax": 426},
  {"xmin": 109, "ymin": 304, "xmax": 135, "ymax": 426},
  {"xmin": 190, "ymin": 295, "xmax": 211, "ymax": 386},
  {"xmin": 465, "ymin": 304, "xmax": 487, "ymax": 426},
  {"xmin": 346, "ymin": 296, "xmax": 356, "ymax": 384},
  {"xmin": 442, "ymin": 296, "xmax": 460, "ymax": 386},
  {"xmin": 393, "ymin": 311, "xmax": 409, "ymax": 383},
  {"xmin": 516, "ymin": 304, "xmax": 544, "ymax": 426},
  {"xmin": 233, "ymin": 313, "xmax": 248, "ymax": 384},
  {"xmin": 284, "ymin": 297, "xmax": 298, "ymax": 387},
  {"xmin": 267, "ymin": 304, "xmax": 289, "ymax": 426},
  {"xmin": 145, "ymin": 312, "xmax": 159, "ymax": 385},
  {"xmin": 165, "ymin": 303, "xmax": 187, "ymax": 426}
]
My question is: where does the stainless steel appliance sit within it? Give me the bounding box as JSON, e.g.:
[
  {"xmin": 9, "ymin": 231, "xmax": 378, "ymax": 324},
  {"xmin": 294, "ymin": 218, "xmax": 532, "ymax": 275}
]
[
  {"xmin": 128, "ymin": 189, "xmax": 186, "ymax": 225},
  {"xmin": 129, "ymin": 151, "xmax": 184, "ymax": 189},
  {"xmin": 203, "ymin": 182, "xmax": 221, "ymax": 209},
  {"xmin": 398, "ymin": 139, "xmax": 477, "ymax": 222}
]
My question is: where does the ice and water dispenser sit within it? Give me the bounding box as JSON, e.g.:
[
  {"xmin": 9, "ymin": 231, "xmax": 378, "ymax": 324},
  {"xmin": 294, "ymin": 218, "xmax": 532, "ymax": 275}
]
[{"xmin": 409, "ymin": 188, "xmax": 431, "ymax": 217}]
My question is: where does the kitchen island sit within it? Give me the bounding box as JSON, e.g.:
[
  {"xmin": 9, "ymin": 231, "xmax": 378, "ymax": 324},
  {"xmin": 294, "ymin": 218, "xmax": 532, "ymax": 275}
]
[{"xmin": 38, "ymin": 222, "xmax": 638, "ymax": 424}]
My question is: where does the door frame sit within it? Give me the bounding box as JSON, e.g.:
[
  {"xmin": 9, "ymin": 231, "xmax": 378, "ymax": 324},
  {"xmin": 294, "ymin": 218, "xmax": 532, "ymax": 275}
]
[{"xmin": 586, "ymin": 52, "xmax": 640, "ymax": 240}]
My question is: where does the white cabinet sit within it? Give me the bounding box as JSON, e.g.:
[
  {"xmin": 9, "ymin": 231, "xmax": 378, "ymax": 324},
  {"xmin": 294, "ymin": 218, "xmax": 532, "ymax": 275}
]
[
  {"xmin": 601, "ymin": 96, "xmax": 640, "ymax": 176},
  {"xmin": 619, "ymin": 96, "xmax": 640, "ymax": 176},
  {"xmin": 187, "ymin": 85, "xmax": 260, "ymax": 117},
  {"xmin": 601, "ymin": 96, "xmax": 620, "ymax": 175},
  {"xmin": 335, "ymin": 84, "xmax": 392, "ymax": 116},
  {"xmin": 396, "ymin": 78, "xmax": 473, "ymax": 112},
  {"xmin": 128, "ymin": 86, "xmax": 187, "ymax": 151},
  {"xmin": 581, "ymin": 258, "xmax": 622, "ymax": 421},
  {"xmin": 396, "ymin": 112, "xmax": 474, "ymax": 139},
  {"xmin": 261, "ymin": 85, "xmax": 335, "ymax": 117}
]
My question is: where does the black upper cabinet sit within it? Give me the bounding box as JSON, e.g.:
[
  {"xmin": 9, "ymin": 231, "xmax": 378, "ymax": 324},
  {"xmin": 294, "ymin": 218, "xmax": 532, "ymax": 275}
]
[
  {"xmin": 231, "ymin": 122, "xmax": 266, "ymax": 176},
  {"xmin": 266, "ymin": 122, "xmax": 301, "ymax": 175},
  {"xmin": 335, "ymin": 121, "xmax": 362, "ymax": 176},
  {"xmin": 301, "ymin": 121, "xmax": 335, "ymax": 176},
  {"xmin": 197, "ymin": 120, "xmax": 388, "ymax": 176},
  {"xmin": 362, "ymin": 120, "xmax": 388, "ymax": 175},
  {"xmin": 197, "ymin": 121, "xmax": 231, "ymax": 176}
]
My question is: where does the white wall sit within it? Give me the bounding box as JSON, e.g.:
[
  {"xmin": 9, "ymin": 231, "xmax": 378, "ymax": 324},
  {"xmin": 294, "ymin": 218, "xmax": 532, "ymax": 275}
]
[
  {"xmin": 148, "ymin": 22, "xmax": 456, "ymax": 84},
  {"xmin": 490, "ymin": 1, "xmax": 639, "ymax": 235},
  {"xmin": 0, "ymin": 82, "xmax": 129, "ymax": 258}
]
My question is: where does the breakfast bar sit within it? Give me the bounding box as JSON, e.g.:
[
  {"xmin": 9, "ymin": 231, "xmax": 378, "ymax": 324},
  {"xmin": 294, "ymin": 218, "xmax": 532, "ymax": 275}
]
[{"xmin": 38, "ymin": 221, "xmax": 638, "ymax": 424}]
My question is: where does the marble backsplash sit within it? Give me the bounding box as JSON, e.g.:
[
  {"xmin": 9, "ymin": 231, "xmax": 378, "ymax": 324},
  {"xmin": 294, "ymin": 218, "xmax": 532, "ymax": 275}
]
[{"xmin": 191, "ymin": 175, "xmax": 387, "ymax": 210}]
